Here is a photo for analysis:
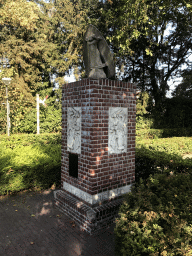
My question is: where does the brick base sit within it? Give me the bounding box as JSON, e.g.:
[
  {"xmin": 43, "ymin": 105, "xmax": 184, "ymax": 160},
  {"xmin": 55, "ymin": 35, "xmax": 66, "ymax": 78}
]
[{"xmin": 54, "ymin": 190, "xmax": 124, "ymax": 235}]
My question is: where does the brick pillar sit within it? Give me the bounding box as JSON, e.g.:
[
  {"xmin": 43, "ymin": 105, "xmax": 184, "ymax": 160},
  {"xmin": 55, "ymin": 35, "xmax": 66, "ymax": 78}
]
[{"xmin": 54, "ymin": 78, "xmax": 136, "ymax": 234}]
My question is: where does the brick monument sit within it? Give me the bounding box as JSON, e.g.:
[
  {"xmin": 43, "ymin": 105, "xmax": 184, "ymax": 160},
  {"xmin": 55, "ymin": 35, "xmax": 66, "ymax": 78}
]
[{"xmin": 54, "ymin": 25, "xmax": 136, "ymax": 234}]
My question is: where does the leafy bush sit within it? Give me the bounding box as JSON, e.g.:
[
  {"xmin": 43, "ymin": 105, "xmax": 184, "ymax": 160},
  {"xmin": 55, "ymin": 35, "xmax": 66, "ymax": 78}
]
[
  {"xmin": 136, "ymin": 128, "xmax": 163, "ymax": 140},
  {"xmin": 11, "ymin": 102, "xmax": 61, "ymax": 134},
  {"xmin": 0, "ymin": 133, "xmax": 61, "ymax": 195},
  {"xmin": 136, "ymin": 116, "xmax": 154, "ymax": 130},
  {"xmin": 0, "ymin": 87, "xmax": 62, "ymax": 134},
  {"xmin": 162, "ymin": 128, "xmax": 192, "ymax": 138},
  {"xmin": 135, "ymin": 137, "xmax": 192, "ymax": 183},
  {"xmin": 136, "ymin": 127, "xmax": 192, "ymax": 140},
  {"xmin": 0, "ymin": 104, "xmax": 6, "ymax": 134},
  {"xmin": 115, "ymin": 173, "xmax": 192, "ymax": 255}
]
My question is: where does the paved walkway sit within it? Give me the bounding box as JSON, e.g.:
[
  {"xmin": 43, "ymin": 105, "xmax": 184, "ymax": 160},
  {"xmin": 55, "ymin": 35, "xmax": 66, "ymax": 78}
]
[{"xmin": 0, "ymin": 189, "xmax": 117, "ymax": 256}]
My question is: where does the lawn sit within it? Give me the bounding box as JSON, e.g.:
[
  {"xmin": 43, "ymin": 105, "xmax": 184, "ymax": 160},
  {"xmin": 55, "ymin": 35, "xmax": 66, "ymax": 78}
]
[
  {"xmin": 137, "ymin": 136, "xmax": 192, "ymax": 157},
  {"xmin": 0, "ymin": 132, "xmax": 192, "ymax": 196},
  {"xmin": 0, "ymin": 133, "xmax": 61, "ymax": 196}
]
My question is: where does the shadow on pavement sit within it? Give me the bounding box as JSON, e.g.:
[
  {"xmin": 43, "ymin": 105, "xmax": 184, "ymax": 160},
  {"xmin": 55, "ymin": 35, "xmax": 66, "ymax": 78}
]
[{"xmin": 0, "ymin": 189, "xmax": 116, "ymax": 256}]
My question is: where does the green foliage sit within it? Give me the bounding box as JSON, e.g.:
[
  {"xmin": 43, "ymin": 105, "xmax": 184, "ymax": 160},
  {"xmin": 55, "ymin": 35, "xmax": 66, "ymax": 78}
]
[
  {"xmin": 159, "ymin": 97, "xmax": 192, "ymax": 129},
  {"xmin": 136, "ymin": 128, "xmax": 192, "ymax": 140},
  {"xmin": 136, "ymin": 91, "xmax": 154, "ymax": 130},
  {"xmin": 0, "ymin": 0, "xmax": 99, "ymax": 132},
  {"xmin": 136, "ymin": 117, "xmax": 154, "ymax": 130},
  {"xmin": 0, "ymin": 133, "xmax": 61, "ymax": 195},
  {"xmin": 135, "ymin": 136, "xmax": 192, "ymax": 182},
  {"xmin": 0, "ymin": 0, "xmax": 55, "ymax": 96},
  {"xmin": 137, "ymin": 137, "xmax": 192, "ymax": 156},
  {"xmin": 0, "ymin": 86, "xmax": 62, "ymax": 134},
  {"xmin": 136, "ymin": 91, "xmax": 152, "ymax": 116},
  {"xmin": 0, "ymin": 103, "xmax": 6, "ymax": 134},
  {"xmin": 115, "ymin": 173, "xmax": 192, "ymax": 255},
  {"xmin": 172, "ymin": 69, "xmax": 192, "ymax": 98},
  {"xmin": 99, "ymin": 0, "xmax": 192, "ymax": 115}
]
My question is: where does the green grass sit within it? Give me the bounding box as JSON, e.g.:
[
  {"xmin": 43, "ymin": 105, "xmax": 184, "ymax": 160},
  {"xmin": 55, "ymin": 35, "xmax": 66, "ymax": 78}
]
[
  {"xmin": 0, "ymin": 133, "xmax": 61, "ymax": 196},
  {"xmin": 0, "ymin": 132, "xmax": 192, "ymax": 196},
  {"xmin": 137, "ymin": 136, "xmax": 192, "ymax": 156},
  {"xmin": 135, "ymin": 136, "xmax": 192, "ymax": 183}
]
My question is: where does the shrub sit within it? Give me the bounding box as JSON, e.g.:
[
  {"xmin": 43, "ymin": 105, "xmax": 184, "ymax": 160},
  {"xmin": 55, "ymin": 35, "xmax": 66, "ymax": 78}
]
[
  {"xmin": 0, "ymin": 133, "xmax": 61, "ymax": 195},
  {"xmin": 114, "ymin": 173, "xmax": 192, "ymax": 255},
  {"xmin": 135, "ymin": 137, "xmax": 192, "ymax": 182},
  {"xmin": 136, "ymin": 128, "xmax": 192, "ymax": 140},
  {"xmin": 136, "ymin": 128, "xmax": 163, "ymax": 140},
  {"xmin": 136, "ymin": 116, "xmax": 154, "ymax": 130}
]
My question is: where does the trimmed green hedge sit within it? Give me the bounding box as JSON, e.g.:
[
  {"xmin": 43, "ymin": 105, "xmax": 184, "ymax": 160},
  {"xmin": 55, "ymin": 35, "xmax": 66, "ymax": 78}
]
[
  {"xmin": 135, "ymin": 147, "xmax": 192, "ymax": 183},
  {"xmin": 135, "ymin": 137, "xmax": 192, "ymax": 182},
  {"xmin": 137, "ymin": 128, "xmax": 192, "ymax": 139},
  {"xmin": 0, "ymin": 133, "xmax": 61, "ymax": 195}
]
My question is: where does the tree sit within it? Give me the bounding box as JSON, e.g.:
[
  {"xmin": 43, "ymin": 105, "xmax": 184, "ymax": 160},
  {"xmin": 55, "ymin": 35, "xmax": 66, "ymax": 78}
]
[
  {"xmin": 0, "ymin": 0, "xmax": 99, "ymax": 133},
  {"xmin": 0, "ymin": 0, "xmax": 99, "ymax": 91},
  {"xmin": 0, "ymin": 0, "xmax": 50, "ymax": 93},
  {"xmin": 42, "ymin": 0, "xmax": 99, "ymax": 82},
  {"xmin": 172, "ymin": 68, "xmax": 192, "ymax": 97},
  {"xmin": 97, "ymin": 0, "xmax": 192, "ymax": 116},
  {"xmin": 0, "ymin": 0, "xmax": 57, "ymax": 132}
]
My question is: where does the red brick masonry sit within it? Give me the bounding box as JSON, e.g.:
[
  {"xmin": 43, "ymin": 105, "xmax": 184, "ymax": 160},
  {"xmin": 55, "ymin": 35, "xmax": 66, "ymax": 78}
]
[{"xmin": 54, "ymin": 78, "xmax": 136, "ymax": 234}]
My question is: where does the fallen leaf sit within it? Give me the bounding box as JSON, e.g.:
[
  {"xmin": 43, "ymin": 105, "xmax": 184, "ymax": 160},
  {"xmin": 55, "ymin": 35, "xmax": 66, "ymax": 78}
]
[
  {"xmin": 31, "ymin": 214, "xmax": 35, "ymax": 217},
  {"xmin": 15, "ymin": 210, "xmax": 18, "ymax": 212},
  {"xmin": 13, "ymin": 204, "xmax": 17, "ymax": 206},
  {"xmin": 51, "ymin": 184, "xmax": 56, "ymax": 190}
]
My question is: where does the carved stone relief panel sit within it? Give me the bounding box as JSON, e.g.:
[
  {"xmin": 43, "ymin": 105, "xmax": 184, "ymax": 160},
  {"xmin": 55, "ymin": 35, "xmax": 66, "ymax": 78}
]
[
  {"xmin": 108, "ymin": 107, "xmax": 128, "ymax": 154},
  {"xmin": 67, "ymin": 107, "xmax": 81, "ymax": 154}
]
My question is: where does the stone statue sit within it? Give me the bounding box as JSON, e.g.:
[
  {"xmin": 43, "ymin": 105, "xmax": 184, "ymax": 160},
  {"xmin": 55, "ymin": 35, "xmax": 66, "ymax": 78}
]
[{"xmin": 83, "ymin": 24, "xmax": 115, "ymax": 79}]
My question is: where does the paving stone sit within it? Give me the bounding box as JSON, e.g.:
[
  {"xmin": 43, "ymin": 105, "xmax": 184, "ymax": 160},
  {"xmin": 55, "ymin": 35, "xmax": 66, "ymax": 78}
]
[{"xmin": 0, "ymin": 189, "xmax": 116, "ymax": 256}]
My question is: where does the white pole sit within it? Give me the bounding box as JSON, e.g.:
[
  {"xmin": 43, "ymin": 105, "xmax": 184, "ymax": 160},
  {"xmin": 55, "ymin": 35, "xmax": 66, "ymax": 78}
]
[
  {"xmin": 6, "ymin": 86, "xmax": 10, "ymax": 136},
  {"xmin": 2, "ymin": 78, "xmax": 11, "ymax": 136},
  {"xmin": 8, "ymin": 102, "xmax": 10, "ymax": 133},
  {"xmin": 37, "ymin": 94, "xmax": 40, "ymax": 134}
]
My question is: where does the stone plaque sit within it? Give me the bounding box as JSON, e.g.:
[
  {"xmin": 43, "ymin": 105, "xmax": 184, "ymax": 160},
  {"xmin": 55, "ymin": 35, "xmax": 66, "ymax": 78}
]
[
  {"xmin": 108, "ymin": 107, "xmax": 127, "ymax": 154},
  {"xmin": 67, "ymin": 107, "xmax": 81, "ymax": 154}
]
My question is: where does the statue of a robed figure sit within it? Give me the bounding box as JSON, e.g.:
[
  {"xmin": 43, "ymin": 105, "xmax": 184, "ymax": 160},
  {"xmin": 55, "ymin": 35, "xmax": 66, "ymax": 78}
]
[{"xmin": 83, "ymin": 24, "xmax": 115, "ymax": 79}]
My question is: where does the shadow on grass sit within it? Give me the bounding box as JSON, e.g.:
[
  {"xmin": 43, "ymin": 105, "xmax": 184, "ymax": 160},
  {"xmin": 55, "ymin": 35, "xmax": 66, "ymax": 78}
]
[
  {"xmin": 135, "ymin": 146, "xmax": 192, "ymax": 183},
  {"xmin": 136, "ymin": 127, "xmax": 192, "ymax": 140},
  {"xmin": 0, "ymin": 134, "xmax": 61, "ymax": 196},
  {"xmin": 1, "ymin": 133, "xmax": 192, "ymax": 196}
]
